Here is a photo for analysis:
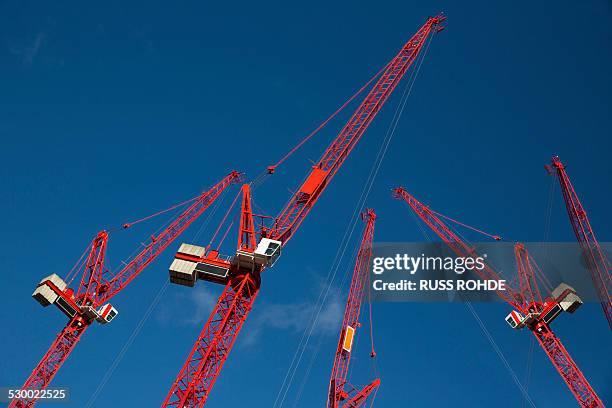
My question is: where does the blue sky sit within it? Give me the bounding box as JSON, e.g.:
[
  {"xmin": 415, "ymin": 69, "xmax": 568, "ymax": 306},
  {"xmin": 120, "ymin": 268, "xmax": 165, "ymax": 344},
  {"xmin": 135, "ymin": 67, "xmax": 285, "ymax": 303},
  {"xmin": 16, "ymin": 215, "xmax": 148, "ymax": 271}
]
[{"xmin": 1, "ymin": 1, "xmax": 610, "ymax": 407}]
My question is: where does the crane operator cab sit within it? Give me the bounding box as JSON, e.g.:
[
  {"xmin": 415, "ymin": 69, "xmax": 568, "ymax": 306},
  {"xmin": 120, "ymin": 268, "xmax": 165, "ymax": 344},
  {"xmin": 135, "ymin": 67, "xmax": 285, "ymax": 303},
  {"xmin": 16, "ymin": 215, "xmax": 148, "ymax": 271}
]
[
  {"xmin": 234, "ymin": 238, "xmax": 283, "ymax": 275},
  {"xmin": 253, "ymin": 238, "xmax": 282, "ymax": 267},
  {"xmin": 96, "ymin": 303, "xmax": 118, "ymax": 324},
  {"xmin": 505, "ymin": 310, "xmax": 527, "ymax": 329}
]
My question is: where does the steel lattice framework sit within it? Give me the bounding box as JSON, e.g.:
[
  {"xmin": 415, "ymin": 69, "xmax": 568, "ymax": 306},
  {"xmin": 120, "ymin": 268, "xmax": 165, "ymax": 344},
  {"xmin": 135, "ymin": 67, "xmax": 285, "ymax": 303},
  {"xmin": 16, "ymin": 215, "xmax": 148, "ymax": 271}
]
[
  {"xmin": 549, "ymin": 156, "xmax": 612, "ymax": 330},
  {"xmin": 394, "ymin": 188, "xmax": 604, "ymax": 408},
  {"xmin": 162, "ymin": 15, "xmax": 445, "ymax": 408},
  {"xmin": 163, "ymin": 273, "xmax": 259, "ymax": 407},
  {"xmin": 11, "ymin": 171, "xmax": 242, "ymax": 408},
  {"xmin": 328, "ymin": 209, "xmax": 380, "ymax": 408},
  {"xmin": 268, "ymin": 15, "xmax": 446, "ymax": 244}
]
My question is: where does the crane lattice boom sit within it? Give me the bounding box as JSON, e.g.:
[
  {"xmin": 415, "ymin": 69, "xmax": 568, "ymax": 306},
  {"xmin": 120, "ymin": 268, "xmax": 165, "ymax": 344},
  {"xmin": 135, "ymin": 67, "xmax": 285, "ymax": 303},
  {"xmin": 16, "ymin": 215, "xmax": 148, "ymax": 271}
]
[
  {"xmin": 162, "ymin": 15, "xmax": 445, "ymax": 407},
  {"xmin": 268, "ymin": 14, "xmax": 446, "ymax": 244},
  {"xmin": 328, "ymin": 209, "xmax": 379, "ymax": 408},
  {"xmin": 549, "ymin": 156, "xmax": 612, "ymax": 330}
]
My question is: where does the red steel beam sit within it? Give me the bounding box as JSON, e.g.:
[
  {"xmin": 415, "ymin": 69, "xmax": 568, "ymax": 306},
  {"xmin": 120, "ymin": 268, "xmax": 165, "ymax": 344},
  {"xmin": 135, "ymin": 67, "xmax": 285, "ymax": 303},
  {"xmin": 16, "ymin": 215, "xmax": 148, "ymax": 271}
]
[{"xmin": 550, "ymin": 156, "xmax": 612, "ymax": 330}]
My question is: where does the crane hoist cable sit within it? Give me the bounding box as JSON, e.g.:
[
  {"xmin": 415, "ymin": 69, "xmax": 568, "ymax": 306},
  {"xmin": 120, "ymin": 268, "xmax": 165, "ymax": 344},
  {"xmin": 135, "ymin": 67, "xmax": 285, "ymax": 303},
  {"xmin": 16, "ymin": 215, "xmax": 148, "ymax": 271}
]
[
  {"xmin": 290, "ymin": 242, "xmax": 362, "ymax": 408},
  {"xmin": 521, "ymin": 336, "xmax": 536, "ymax": 408},
  {"xmin": 84, "ymin": 279, "xmax": 170, "ymax": 408},
  {"xmin": 465, "ymin": 301, "xmax": 537, "ymax": 408}
]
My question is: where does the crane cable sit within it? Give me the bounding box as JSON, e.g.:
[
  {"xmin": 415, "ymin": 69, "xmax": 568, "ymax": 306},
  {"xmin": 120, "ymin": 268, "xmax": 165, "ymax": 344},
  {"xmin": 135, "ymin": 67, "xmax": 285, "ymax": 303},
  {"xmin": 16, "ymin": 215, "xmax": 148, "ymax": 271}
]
[
  {"xmin": 428, "ymin": 208, "xmax": 501, "ymax": 241},
  {"xmin": 118, "ymin": 195, "xmax": 200, "ymax": 230},
  {"xmin": 64, "ymin": 244, "xmax": 91, "ymax": 286},
  {"xmin": 368, "ymin": 386, "xmax": 379, "ymax": 408},
  {"xmin": 290, "ymin": 243, "xmax": 361, "ymax": 408},
  {"xmin": 269, "ymin": 59, "xmax": 391, "ymax": 170},
  {"xmin": 65, "ymin": 191, "xmax": 204, "ymax": 285},
  {"xmin": 409, "ymin": 191, "xmax": 537, "ymax": 407},
  {"xmin": 83, "ymin": 279, "xmax": 170, "ymax": 408},
  {"xmin": 83, "ymin": 187, "xmax": 230, "ymax": 407},
  {"xmin": 521, "ymin": 336, "xmax": 536, "ymax": 408},
  {"xmin": 249, "ymin": 59, "xmax": 394, "ymax": 191},
  {"xmin": 206, "ymin": 188, "xmax": 242, "ymax": 251},
  {"xmin": 465, "ymin": 301, "xmax": 537, "ymax": 408},
  {"xmin": 274, "ymin": 31, "xmax": 435, "ymax": 408}
]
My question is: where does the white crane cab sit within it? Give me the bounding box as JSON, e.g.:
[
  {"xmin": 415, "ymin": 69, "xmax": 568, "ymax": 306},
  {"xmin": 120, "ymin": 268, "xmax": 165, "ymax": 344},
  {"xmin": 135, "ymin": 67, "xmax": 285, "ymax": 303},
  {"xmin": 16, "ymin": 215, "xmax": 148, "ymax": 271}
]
[
  {"xmin": 253, "ymin": 238, "xmax": 282, "ymax": 267},
  {"xmin": 505, "ymin": 310, "xmax": 526, "ymax": 329},
  {"xmin": 96, "ymin": 303, "xmax": 118, "ymax": 324}
]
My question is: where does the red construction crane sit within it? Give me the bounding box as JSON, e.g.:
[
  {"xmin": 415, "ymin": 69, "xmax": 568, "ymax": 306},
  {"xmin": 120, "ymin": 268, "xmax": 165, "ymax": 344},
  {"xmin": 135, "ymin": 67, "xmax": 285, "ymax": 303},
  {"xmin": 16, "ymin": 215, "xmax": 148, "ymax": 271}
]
[
  {"xmin": 547, "ymin": 156, "xmax": 612, "ymax": 330},
  {"xmin": 10, "ymin": 171, "xmax": 242, "ymax": 408},
  {"xmin": 392, "ymin": 187, "xmax": 604, "ymax": 408},
  {"xmin": 162, "ymin": 15, "xmax": 446, "ymax": 408},
  {"xmin": 327, "ymin": 209, "xmax": 380, "ymax": 408}
]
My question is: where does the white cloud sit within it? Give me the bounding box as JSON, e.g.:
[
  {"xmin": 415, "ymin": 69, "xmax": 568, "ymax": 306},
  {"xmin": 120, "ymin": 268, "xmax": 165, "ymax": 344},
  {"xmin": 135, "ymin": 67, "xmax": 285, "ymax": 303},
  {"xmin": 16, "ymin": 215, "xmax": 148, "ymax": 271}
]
[
  {"xmin": 156, "ymin": 273, "xmax": 347, "ymax": 349},
  {"xmin": 240, "ymin": 291, "xmax": 344, "ymax": 347},
  {"xmin": 156, "ymin": 285, "xmax": 218, "ymax": 327},
  {"xmin": 9, "ymin": 31, "xmax": 46, "ymax": 65}
]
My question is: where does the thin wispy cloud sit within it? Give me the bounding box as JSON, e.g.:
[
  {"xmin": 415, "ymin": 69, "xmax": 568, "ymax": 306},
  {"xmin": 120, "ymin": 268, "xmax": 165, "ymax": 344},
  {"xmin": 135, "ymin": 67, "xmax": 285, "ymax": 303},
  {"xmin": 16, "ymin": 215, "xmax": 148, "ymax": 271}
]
[
  {"xmin": 9, "ymin": 31, "xmax": 46, "ymax": 65},
  {"xmin": 240, "ymin": 290, "xmax": 344, "ymax": 348},
  {"xmin": 157, "ymin": 280, "xmax": 344, "ymax": 349},
  {"xmin": 156, "ymin": 285, "xmax": 218, "ymax": 327}
]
